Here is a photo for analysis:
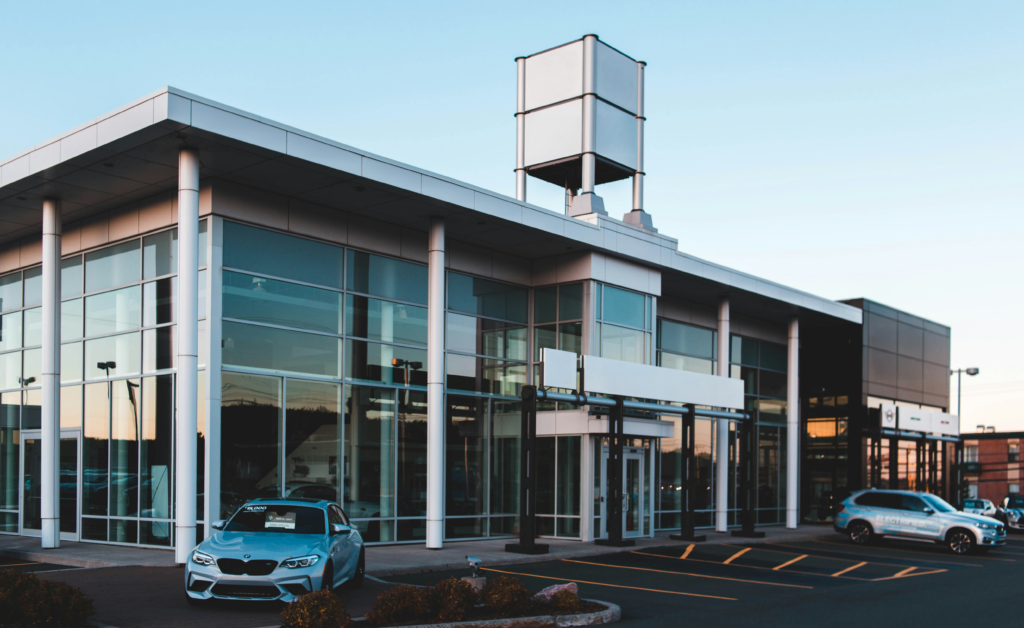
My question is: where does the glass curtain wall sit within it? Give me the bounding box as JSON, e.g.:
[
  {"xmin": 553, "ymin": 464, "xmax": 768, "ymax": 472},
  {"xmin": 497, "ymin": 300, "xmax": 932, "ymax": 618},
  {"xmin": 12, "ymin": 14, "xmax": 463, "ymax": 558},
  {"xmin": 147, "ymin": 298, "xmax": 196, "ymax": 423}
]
[
  {"xmin": 532, "ymin": 283, "xmax": 583, "ymax": 400},
  {"xmin": 595, "ymin": 284, "xmax": 653, "ymax": 364}
]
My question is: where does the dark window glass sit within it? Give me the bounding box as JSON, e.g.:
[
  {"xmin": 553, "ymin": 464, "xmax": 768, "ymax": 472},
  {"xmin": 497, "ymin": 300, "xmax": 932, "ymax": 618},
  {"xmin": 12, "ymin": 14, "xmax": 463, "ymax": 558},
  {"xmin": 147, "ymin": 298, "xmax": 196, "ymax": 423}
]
[
  {"xmin": 143, "ymin": 229, "xmax": 177, "ymax": 279},
  {"xmin": 85, "ymin": 240, "xmax": 140, "ymax": 293},
  {"xmin": 0, "ymin": 392, "xmax": 19, "ymax": 509},
  {"xmin": 559, "ymin": 283, "xmax": 583, "ymax": 320},
  {"xmin": 557, "ymin": 436, "xmax": 581, "ymax": 516},
  {"xmin": 224, "ymin": 222, "xmax": 344, "ymax": 289},
  {"xmin": 446, "ymin": 354, "xmax": 525, "ymax": 397},
  {"xmin": 110, "ymin": 519, "xmax": 137, "ymax": 544},
  {"xmin": 224, "ymin": 271, "xmax": 341, "ymax": 335},
  {"xmin": 760, "ymin": 370, "xmax": 787, "ymax": 399},
  {"xmin": 140, "ymin": 521, "xmax": 172, "ymax": 546},
  {"xmin": 141, "ymin": 375, "xmax": 173, "ymax": 519},
  {"xmin": 760, "ymin": 342, "xmax": 787, "ymax": 372},
  {"xmin": 143, "ymin": 327, "xmax": 175, "ymax": 372},
  {"xmin": 143, "ymin": 279, "xmax": 175, "ymax": 327},
  {"xmin": 902, "ymin": 495, "xmax": 928, "ymax": 512},
  {"xmin": 0, "ymin": 273, "xmax": 21, "ymax": 312},
  {"xmin": 343, "ymin": 386, "xmax": 395, "ymax": 535},
  {"xmin": 23, "ymin": 266, "xmax": 42, "ymax": 308},
  {"xmin": 445, "ymin": 517, "xmax": 485, "ymax": 539},
  {"xmin": 559, "ymin": 322, "xmax": 582, "ymax": 355},
  {"xmin": 85, "ymin": 286, "xmax": 141, "ymax": 337},
  {"xmin": 223, "ymin": 322, "xmax": 340, "ymax": 378},
  {"xmin": 284, "ymin": 379, "xmax": 341, "ymax": 505},
  {"xmin": 447, "ymin": 273, "xmax": 527, "ymax": 323},
  {"xmin": 534, "ymin": 287, "xmax": 556, "ymax": 324},
  {"xmin": 658, "ymin": 320, "xmax": 714, "ymax": 359},
  {"xmin": 61, "ymin": 256, "xmax": 83, "ymax": 299},
  {"xmin": 731, "ymin": 336, "xmax": 759, "ymax": 367},
  {"xmin": 490, "ymin": 401, "xmax": 519, "ymax": 516},
  {"xmin": 84, "ymin": 383, "xmax": 109, "ymax": 515},
  {"xmin": 601, "ymin": 285, "xmax": 644, "ymax": 329},
  {"xmin": 110, "ymin": 379, "xmax": 140, "ymax": 518},
  {"xmin": 397, "ymin": 390, "xmax": 428, "ymax": 517},
  {"xmin": 345, "ymin": 295, "xmax": 427, "ymax": 346},
  {"xmin": 345, "ymin": 340, "xmax": 427, "ymax": 387},
  {"xmin": 227, "ymin": 505, "xmax": 326, "ymax": 534},
  {"xmin": 536, "ymin": 437, "xmax": 556, "ymax": 514},
  {"xmin": 221, "ymin": 372, "xmax": 282, "ymax": 517},
  {"xmin": 533, "ymin": 325, "xmax": 556, "ymax": 362},
  {"xmin": 346, "ymin": 250, "xmax": 426, "ymax": 304},
  {"xmin": 447, "ymin": 313, "xmax": 526, "ymax": 360},
  {"xmin": 446, "ymin": 396, "xmax": 487, "ymax": 517}
]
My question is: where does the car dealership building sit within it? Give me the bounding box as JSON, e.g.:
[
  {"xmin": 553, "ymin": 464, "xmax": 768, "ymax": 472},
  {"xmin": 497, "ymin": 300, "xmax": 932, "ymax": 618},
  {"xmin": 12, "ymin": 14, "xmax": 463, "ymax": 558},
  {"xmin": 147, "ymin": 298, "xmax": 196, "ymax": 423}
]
[{"xmin": 0, "ymin": 36, "xmax": 962, "ymax": 560}]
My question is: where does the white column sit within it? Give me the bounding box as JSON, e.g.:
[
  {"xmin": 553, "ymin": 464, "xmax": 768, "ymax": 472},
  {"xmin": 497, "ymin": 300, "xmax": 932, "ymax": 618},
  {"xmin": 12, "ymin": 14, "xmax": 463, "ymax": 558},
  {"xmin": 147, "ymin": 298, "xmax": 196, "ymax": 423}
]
[
  {"xmin": 175, "ymin": 148, "xmax": 200, "ymax": 564},
  {"xmin": 40, "ymin": 199, "xmax": 61, "ymax": 549},
  {"xmin": 632, "ymin": 61, "xmax": 646, "ymax": 211},
  {"xmin": 581, "ymin": 34, "xmax": 597, "ymax": 194},
  {"xmin": 580, "ymin": 435, "xmax": 594, "ymax": 542},
  {"xmin": 425, "ymin": 218, "xmax": 445, "ymax": 549},
  {"xmin": 715, "ymin": 298, "xmax": 730, "ymax": 533},
  {"xmin": 786, "ymin": 317, "xmax": 800, "ymax": 529},
  {"xmin": 515, "ymin": 56, "xmax": 527, "ymax": 202}
]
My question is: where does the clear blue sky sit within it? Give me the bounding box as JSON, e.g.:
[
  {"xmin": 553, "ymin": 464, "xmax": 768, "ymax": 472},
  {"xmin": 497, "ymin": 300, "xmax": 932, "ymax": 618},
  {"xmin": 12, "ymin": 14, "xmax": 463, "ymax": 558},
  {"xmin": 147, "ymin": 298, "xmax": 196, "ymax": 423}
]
[{"xmin": 2, "ymin": 1, "xmax": 1021, "ymax": 429}]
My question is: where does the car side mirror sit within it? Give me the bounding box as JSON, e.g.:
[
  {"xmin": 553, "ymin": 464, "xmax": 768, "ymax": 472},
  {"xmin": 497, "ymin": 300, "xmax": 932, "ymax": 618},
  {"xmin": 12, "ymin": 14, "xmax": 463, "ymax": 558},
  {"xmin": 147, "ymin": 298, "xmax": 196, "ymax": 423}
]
[
  {"xmin": 211, "ymin": 520, "xmax": 227, "ymax": 530},
  {"xmin": 923, "ymin": 507, "xmax": 934, "ymax": 515},
  {"xmin": 331, "ymin": 523, "xmax": 352, "ymax": 536}
]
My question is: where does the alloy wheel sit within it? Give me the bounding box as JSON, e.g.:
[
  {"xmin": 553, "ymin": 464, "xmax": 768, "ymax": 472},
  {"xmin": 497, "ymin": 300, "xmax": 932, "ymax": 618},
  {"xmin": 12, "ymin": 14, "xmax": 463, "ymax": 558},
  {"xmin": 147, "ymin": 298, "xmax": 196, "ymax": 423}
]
[
  {"xmin": 850, "ymin": 523, "xmax": 871, "ymax": 544},
  {"xmin": 949, "ymin": 531, "xmax": 973, "ymax": 554}
]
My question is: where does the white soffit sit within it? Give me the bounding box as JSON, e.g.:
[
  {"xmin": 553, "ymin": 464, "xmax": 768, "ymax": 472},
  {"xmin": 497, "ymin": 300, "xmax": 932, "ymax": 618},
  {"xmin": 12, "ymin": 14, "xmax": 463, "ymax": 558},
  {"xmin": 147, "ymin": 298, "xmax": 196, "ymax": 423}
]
[{"xmin": 582, "ymin": 355, "xmax": 745, "ymax": 409}]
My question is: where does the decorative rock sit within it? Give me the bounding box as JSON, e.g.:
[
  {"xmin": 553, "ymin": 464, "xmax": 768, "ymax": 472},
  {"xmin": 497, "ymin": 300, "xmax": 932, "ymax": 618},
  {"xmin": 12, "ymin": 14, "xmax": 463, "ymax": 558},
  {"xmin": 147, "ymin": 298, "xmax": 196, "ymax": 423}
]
[
  {"xmin": 532, "ymin": 582, "xmax": 578, "ymax": 602},
  {"xmin": 462, "ymin": 576, "xmax": 487, "ymax": 592}
]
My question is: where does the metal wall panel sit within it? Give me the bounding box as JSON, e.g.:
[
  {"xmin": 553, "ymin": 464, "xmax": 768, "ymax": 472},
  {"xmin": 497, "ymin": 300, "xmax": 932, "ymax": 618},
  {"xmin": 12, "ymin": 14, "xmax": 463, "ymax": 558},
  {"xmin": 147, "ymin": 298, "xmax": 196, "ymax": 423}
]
[
  {"xmin": 897, "ymin": 322, "xmax": 924, "ymax": 358},
  {"xmin": 866, "ymin": 312, "xmax": 898, "ymax": 351},
  {"xmin": 523, "ymin": 100, "xmax": 583, "ymax": 167},
  {"xmin": 897, "ymin": 355, "xmax": 924, "ymax": 391},
  {"xmin": 594, "ymin": 42, "xmax": 638, "ymax": 114},
  {"xmin": 923, "ymin": 331, "xmax": 950, "ymax": 366},
  {"xmin": 524, "ymin": 41, "xmax": 584, "ymax": 111},
  {"xmin": 867, "ymin": 347, "xmax": 898, "ymax": 384},
  {"xmin": 594, "ymin": 100, "xmax": 638, "ymax": 170}
]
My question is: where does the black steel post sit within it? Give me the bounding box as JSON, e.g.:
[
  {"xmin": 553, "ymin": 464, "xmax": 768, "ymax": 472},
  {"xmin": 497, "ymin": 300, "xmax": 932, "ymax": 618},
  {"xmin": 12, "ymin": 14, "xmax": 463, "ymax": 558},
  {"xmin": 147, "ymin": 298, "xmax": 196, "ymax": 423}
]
[
  {"xmin": 889, "ymin": 438, "xmax": 899, "ymax": 489},
  {"xmin": 954, "ymin": 440, "xmax": 964, "ymax": 508},
  {"xmin": 671, "ymin": 404, "xmax": 705, "ymax": 542},
  {"xmin": 596, "ymin": 396, "xmax": 633, "ymax": 547},
  {"xmin": 506, "ymin": 385, "xmax": 548, "ymax": 554},
  {"xmin": 732, "ymin": 408, "xmax": 765, "ymax": 538}
]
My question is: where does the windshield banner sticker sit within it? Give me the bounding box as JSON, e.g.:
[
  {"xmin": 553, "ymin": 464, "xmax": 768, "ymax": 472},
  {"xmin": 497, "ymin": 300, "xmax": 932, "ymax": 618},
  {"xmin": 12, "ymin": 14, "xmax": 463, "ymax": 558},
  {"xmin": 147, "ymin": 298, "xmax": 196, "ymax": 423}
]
[{"xmin": 266, "ymin": 511, "xmax": 296, "ymax": 530}]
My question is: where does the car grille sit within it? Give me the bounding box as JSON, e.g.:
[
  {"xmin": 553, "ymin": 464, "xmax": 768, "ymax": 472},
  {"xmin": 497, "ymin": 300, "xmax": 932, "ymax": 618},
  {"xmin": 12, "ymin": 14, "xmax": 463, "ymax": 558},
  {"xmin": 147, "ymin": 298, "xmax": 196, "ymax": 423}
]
[
  {"xmin": 217, "ymin": 559, "xmax": 278, "ymax": 576},
  {"xmin": 211, "ymin": 584, "xmax": 280, "ymax": 599}
]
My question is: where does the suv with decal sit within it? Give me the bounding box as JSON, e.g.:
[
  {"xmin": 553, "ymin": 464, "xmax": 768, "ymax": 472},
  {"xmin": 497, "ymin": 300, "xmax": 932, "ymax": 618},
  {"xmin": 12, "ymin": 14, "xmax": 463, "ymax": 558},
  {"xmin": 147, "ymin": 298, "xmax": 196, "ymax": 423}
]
[
  {"xmin": 995, "ymin": 494, "xmax": 1024, "ymax": 532},
  {"xmin": 834, "ymin": 489, "xmax": 1006, "ymax": 554}
]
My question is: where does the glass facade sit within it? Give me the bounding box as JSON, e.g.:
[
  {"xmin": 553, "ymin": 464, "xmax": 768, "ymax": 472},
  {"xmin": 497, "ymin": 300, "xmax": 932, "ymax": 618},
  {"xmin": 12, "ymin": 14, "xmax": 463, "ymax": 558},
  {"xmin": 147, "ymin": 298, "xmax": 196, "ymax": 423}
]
[{"xmin": 596, "ymin": 284, "xmax": 653, "ymax": 364}]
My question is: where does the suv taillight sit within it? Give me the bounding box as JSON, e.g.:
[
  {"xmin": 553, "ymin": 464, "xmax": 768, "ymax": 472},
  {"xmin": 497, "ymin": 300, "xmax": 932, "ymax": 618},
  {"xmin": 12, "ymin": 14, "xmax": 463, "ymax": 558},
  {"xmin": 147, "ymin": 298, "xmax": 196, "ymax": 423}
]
[{"xmin": 835, "ymin": 503, "xmax": 845, "ymax": 514}]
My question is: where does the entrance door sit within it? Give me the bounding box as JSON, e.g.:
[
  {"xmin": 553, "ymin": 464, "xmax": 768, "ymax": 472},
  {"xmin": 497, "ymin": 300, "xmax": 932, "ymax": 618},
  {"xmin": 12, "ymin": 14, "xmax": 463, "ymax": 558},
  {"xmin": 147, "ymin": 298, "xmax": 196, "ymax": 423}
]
[
  {"xmin": 599, "ymin": 445, "xmax": 645, "ymax": 539},
  {"xmin": 21, "ymin": 430, "xmax": 80, "ymax": 541}
]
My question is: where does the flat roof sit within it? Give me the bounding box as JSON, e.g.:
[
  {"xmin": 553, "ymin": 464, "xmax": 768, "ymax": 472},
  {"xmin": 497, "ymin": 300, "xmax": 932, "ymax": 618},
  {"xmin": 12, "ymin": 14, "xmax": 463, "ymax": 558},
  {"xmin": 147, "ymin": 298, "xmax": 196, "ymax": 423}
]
[{"xmin": 0, "ymin": 87, "xmax": 862, "ymax": 325}]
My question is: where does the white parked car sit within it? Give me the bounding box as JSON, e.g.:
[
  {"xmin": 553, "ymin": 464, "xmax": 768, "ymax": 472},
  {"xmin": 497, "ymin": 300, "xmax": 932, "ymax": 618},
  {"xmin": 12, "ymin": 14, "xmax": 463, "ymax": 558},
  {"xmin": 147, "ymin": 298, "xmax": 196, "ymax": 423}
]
[{"xmin": 963, "ymin": 499, "xmax": 997, "ymax": 517}]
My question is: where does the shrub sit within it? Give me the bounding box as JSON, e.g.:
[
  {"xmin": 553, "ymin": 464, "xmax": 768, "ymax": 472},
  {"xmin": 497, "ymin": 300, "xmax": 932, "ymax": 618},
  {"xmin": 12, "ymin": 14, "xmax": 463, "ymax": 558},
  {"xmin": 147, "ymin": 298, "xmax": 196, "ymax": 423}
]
[
  {"xmin": 365, "ymin": 585, "xmax": 429, "ymax": 626},
  {"xmin": 548, "ymin": 589, "xmax": 584, "ymax": 614},
  {"xmin": 0, "ymin": 568, "xmax": 95, "ymax": 628},
  {"xmin": 427, "ymin": 578, "xmax": 478, "ymax": 623},
  {"xmin": 481, "ymin": 575, "xmax": 532, "ymax": 618},
  {"xmin": 280, "ymin": 589, "xmax": 350, "ymax": 628}
]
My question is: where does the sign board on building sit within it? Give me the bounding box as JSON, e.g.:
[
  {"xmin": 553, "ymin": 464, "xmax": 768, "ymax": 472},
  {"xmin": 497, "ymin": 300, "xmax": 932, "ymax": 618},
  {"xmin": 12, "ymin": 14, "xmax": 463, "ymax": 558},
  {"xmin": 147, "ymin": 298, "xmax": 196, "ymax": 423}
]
[
  {"xmin": 539, "ymin": 348, "xmax": 579, "ymax": 391},
  {"xmin": 581, "ymin": 355, "xmax": 745, "ymax": 409},
  {"xmin": 880, "ymin": 403, "xmax": 898, "ymax": 430},
  {"xmin": 893, "ymin": 406, "xmax": 960, "ymax": 437},
  {"xmin": 898, "ymin": 407, "xmax": 933, "ymax": 433}
]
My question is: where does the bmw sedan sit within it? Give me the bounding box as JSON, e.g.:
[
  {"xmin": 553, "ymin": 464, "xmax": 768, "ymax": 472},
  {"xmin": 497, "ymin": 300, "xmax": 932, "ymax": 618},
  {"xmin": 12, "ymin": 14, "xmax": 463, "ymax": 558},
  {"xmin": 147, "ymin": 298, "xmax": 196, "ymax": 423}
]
[
  {"xmin": 835, "ymin": 489, "xmax": 1006, "ymax": 554},
  {"xmin": 185, "ymin": 498, "xmax": 364, "ymax": 603}
]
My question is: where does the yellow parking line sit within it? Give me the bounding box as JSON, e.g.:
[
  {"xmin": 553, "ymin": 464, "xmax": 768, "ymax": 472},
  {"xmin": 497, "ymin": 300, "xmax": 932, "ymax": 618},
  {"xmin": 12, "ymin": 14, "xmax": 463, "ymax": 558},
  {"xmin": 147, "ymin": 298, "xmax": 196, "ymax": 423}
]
[
  {"xmin": 480, "ymin": 567, "xmax": 737, "ymax": 601},
  {"xmin": 874, "ymin": 568, "xmax": 947, "ymax": 581},
  {"xmin": 892, "ymin": 566, "xmax": 916, "ymax": 578},
  {"xmin": 723, "ymin": 547, "xmax": 752, "ymax": 565},
  {"xmin": 680, "ymin": 544, "xmax": 695, "ymax": 560},
  {"xmin": 814, "ymin": 540, "xmax": 1014, "ymax": 563},
  {"xmin": 781, "ymin": 542, "xmax": 984, "ymax": 568},
  {"xmin": 561, "ymin": 559, "xmax": 813, "ymax": 589},
  {"xmin": 773, "ymin": 554, "xmax": 808, "ymax": 571},
  {"xmin": 831, "ymin": 561, "xmax": 867, "ymax": 577},
  {"xmin": 630, "ymin": 551, "xmax": 874, "ymax": 581}
]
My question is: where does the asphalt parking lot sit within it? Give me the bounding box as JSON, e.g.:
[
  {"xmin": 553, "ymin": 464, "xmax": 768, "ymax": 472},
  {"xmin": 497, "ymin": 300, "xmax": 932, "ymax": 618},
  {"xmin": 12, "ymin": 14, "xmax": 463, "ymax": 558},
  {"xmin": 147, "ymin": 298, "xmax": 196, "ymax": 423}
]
[{"xmin": 389, "ymin": 534, "xmax": 1024, "ymax": 627}]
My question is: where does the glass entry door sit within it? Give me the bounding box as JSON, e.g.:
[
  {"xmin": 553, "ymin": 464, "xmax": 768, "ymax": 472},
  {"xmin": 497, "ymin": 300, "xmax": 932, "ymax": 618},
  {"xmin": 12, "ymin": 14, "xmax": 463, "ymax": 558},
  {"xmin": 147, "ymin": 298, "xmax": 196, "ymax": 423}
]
[
  {"xmin": 599, "ymin": 445, "xmax": 646, "ymax": 539},
  {"xmin": 21, "ymin": 430, "xmax": 80, "ymax": 540}
]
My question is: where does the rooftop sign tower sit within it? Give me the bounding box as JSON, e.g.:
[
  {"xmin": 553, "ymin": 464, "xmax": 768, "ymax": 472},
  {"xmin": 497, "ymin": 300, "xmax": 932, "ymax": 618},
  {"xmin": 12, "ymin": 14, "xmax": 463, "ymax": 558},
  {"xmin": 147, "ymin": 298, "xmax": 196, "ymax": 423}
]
[{"xmin": 515, "ymin": 35, "xmax": 653, "ymax": 230}]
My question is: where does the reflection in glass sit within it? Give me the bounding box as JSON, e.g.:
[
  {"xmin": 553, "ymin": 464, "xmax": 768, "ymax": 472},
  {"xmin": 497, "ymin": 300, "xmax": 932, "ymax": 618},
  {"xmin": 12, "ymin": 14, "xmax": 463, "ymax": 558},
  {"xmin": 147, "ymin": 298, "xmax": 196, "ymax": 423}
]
[
  {"xmin": 490, "ymin": 401, "xmax": 519, "ymax": 517},
  {"xmin": 446, "ymin": 396, "xmax": 486, "ymax": 517},
  {"xmin": 61, "ymin": 342, "xmax": 83, "ymax": 383},
  {"xmin": 602, "ymin": 285, "xmax": 645, "ymax": 329},
  {"xmin": 85, "ymin": 240, "xmax": 140, "ymax": 293},
  {"xmin": 143, "ymin": 229, "xmax": 177, "ymax": 279},
  {"xmin": 85, "ymin": 332, "xmax": 141, "ymax": 380},
  {"xmin": 110, "ymin": 379, "xmax": 140, "ymax": 523},
  {"xmin": 533, "ymin": 325, "xmax": 556, "ymax": 362},
  {"xmin": 447, "ymin": 313, "xmax": 526, "ymax": 360},
  {"xmin": 284, "ymin": 379, "xmax": 341, "ymax": 504},
  {"xmin": 22, "ymin": 348, "xmax": 41, "ymax": 385},
  {"xmin": 142, "ymin": 279, "xmax": 174, "ymax": 327},
  {"xmin": 62, "ymin": 299, "xmax": 83, "ymax": 340},
  {"xmin": 446, "ymin": 354, "xmax": 525, "ymax": 397},
  {"xmin": 225, "ymin": 221, "xmax": 344, "ymax": 289},
  {"xmin": 22, "ymin": 438, "xmax": 41, "ymax": 529},
  {"xmin": 141, "ymin": 375, "xmax": 173, "ymax": 521},
  {"xmin": 659, "ymin": 352, "xmax": 713, "ymax": 375},
  {"xmin": 447, "ymin": 273, "xmax": 527, "ymax": 323},
  {"xmin": 534, "ymin": 287, "xmax": 556, "ymax": 324},
  {"xmin": 397, "ymin": 390, "xmax": 428, "ymax": 517},
  {"xmin": 24, "ymin": 307, "xmax": 42, "ymax": 347},
  {"xmin": 225, "ymin": 271, "xmax": 341, "ymax": 334},
  {"xmin": 600, "ymin": 324, "xmax": 645, "ymax": 363},
  {"xmin": 223, "ymin": 321, "xmax": 340, "ymax": 378},
  {"xmin": 85, "ymin": 286, "xmax": 141, "ymax": 337},
  {"xmin": 220, "ymin": 372, "xmax": 281, "ymax": 517},
  {"xmin": 84, "ymin": 383, "xmax": 109, "ymax": 515},
  {"xmin": 61, "ymin": 256, "xmax": 83, "ymax": 298},
  {"xmin": 345, "ymin": 386, "xmax": 395, "ymax": 540},
  {"xmin": 22, "ymin": 389, "xmax": 41, "ymax": 430},
  {"xmin": 143, "ymin": 327, "xmax": 175, "ymax": 373},
  {"xmin": 558, "ymin": 322, "xmax": 582, "ymax": 355},
  {"xmin": 60, "ymin": 385, "xmax": 82, "ymax": 428},
  {"xmin": 0, "ymin": 392, "xmax": 19, "ymax": 509},
  {"xmin": 23, "ymin": 266, "xmax": 42, "ymax": 308},
  {"xmin": 0, "ymin": 352, "xmax": 20, "ymax": 390},
  {"xmin": 558, "ymin": 283, "xmax": 583, "ymax": 320},
  {"xmin": 557, "ymin": 437, "xmax": 581, "ymax": 516},
  {"xmin": 0, "ymin": 311, "xmax": 21, "ymax": 352},
  {"xmin": 346, "ymin": 295, "xmax": 426, "ymax": 345},
  {"xmin": 345, "ymin": 339, "xmax": 426, "ymax": 387},
  {"xmin": 0, "ymin": 273, "xmax": 21, "ymax": 312},
  {"xmin": 536, "ymin": 438, "xmax": 555, "ymax": 515},
  {"xmin": 346, "ymin": 250, "xmax": 426, "ymax": 304},
  {"xmin": 658, "ymin": 320, "xmax": 714, "ymax": 359}
]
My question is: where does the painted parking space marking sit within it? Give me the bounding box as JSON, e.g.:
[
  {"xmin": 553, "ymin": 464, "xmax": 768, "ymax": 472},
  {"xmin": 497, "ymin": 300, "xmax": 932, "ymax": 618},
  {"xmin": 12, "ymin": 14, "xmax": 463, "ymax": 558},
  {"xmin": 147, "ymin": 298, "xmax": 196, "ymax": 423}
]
[
  {"xmin": 813, "ymin": 540, "xmax": 1014, "ymax": 563},
  {"xmin": 891, "ymin": 566, "xmax": 916, "ymax": 578},
  {"xmin": 831, "ymin": 561, "xmax": 868, "ymax": 577},
  {"xmin": 773, "ymin": 554, "xmax": 808, "ymax": 571},
  {"xmin": 561, "ymin": 559, "xmax": 814, "ymax": 589},
  {"xmin": 480, "ymin": 567, "xmax": 738, "ymax": 601},
  {"xmin": 680, "ymin": 544, "xmax": 696, "ymax": 560},
  {"xmin": 723, "ymin": 547, "xmax": 751, "ymax": 564},
  {"xmin": 631, "ymin": 550, "xmax": 876, "ymax": 581},
  {"xmin": 768, "ymin": 542, "xmax": 984, "ymax": 568}
]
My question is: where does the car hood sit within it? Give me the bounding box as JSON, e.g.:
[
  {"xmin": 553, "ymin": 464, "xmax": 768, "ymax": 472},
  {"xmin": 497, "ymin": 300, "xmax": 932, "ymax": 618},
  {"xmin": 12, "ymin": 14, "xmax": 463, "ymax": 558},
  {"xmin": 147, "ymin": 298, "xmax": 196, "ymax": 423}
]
[
  {"xmin": 947, "ymin": 512, "xmax": 1002, "ymax": 526},
  {"xmin": 199, "ymin": 531, "xmax": 324, "ymax": 558}
]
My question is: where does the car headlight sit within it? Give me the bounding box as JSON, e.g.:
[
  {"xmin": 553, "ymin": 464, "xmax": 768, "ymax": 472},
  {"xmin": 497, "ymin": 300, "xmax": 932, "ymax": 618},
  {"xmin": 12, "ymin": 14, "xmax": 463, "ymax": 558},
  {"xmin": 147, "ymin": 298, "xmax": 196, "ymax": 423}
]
[
  {"xmin": 977, "ymin": 522, "xmax": 997, "ymax": 530},
  {"xmin": 191, "ymin": 550, "xmax": 217, "ymax": 566},
  {"xmin": 282, "ymin": 555, "xmax": 320, "ymax": 569}
]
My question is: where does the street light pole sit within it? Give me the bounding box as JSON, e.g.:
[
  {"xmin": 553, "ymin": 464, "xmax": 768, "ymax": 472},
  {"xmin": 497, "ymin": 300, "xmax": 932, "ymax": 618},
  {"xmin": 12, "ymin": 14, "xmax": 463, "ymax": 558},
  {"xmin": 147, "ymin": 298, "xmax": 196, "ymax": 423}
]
[{"xmin": 950, "ymin": 367, "xmax": 979, "ymax": 509}]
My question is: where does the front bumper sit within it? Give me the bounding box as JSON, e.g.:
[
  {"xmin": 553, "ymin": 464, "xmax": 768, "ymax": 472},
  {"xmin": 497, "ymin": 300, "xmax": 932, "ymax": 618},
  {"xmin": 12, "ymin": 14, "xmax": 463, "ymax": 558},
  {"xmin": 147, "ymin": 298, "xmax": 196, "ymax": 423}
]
[
  {"xmin": 976, "ymin": 527, "xmax": 1007, "ymax": 547},
  {"xmin": 185, "ymin": 562, "xmax": 324, "ymax": 602}
]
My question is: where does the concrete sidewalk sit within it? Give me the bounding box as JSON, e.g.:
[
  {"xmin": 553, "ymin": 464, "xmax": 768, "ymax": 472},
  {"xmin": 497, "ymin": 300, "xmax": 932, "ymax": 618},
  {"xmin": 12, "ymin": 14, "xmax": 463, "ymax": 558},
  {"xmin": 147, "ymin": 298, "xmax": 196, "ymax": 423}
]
[{"xmin": 0, "ymin": 524, "xmax": 841, "ymax": 574}]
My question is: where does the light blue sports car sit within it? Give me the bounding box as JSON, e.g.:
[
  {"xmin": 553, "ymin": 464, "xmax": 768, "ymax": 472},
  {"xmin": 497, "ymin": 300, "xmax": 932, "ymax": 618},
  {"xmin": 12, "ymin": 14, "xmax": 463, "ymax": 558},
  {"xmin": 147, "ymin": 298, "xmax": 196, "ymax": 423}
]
[{"xmin": 185, "ymin": 498, "xmax": 365, "ymax": 603}]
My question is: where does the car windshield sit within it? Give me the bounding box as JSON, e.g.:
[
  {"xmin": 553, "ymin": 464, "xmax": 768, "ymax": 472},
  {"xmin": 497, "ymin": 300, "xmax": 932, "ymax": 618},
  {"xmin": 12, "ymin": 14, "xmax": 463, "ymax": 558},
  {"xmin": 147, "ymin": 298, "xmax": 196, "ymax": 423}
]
[
  {"xmin": 1009, "ymin": 496, "xmax": 1024, "ymax": 509},
  {"xmin": 226, "ymin": 504, "xmax": 325, "ymax": 534},
  {"xmin": 964, "ymin": 500, "xmax": 981, "ymax": 508},
  {"xmin": 920, "ymin": 494, "xmax": 956, "ymax": 513}
]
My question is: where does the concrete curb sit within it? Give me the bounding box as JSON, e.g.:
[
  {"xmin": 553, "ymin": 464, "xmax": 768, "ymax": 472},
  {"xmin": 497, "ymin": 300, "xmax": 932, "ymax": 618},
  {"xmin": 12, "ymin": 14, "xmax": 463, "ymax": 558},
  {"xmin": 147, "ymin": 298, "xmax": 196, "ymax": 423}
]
[
  {"xmin": 0, "ymin": 548, "xmax": 121, "ymax": 569},
  {"xmin": 357, "ymin": 601, "xmax": 621, "ymax": 628}
]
